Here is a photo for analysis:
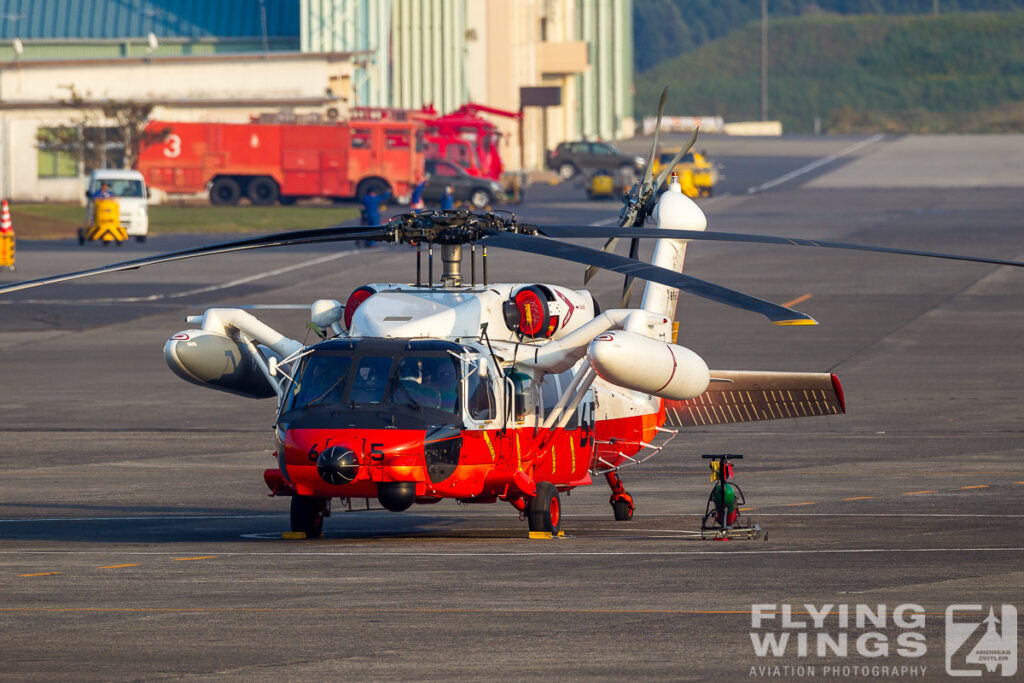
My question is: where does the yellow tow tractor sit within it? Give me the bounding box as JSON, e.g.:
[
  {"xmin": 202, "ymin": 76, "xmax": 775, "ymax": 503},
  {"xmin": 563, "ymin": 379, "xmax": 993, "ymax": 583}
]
[
  {"xmin": 652, "ymin": 148, "xmax": 720, "ymax": 198},
  {"xmin": 584, "ymin": 167, "xmax": 636, "ymax": 200},
  {"xmin": 79, "ymin": 198, "xmax": 127, "ymax": 246},
  {"xmin": 78, "ymin": 170, "xmax": 150, "ymax": 246}
]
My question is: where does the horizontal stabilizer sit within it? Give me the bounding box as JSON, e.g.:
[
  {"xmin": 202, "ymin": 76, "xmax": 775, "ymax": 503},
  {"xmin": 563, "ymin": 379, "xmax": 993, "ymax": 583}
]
[{"xmin": 663, "ymin": 371, "xmax": 845, "ymax": 427}]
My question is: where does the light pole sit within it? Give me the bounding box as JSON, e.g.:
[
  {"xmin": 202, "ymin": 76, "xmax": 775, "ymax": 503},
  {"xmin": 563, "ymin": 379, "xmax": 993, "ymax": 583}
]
[{"xmin": 760, "ymin": 0, "xmax": 767, "ymax": 121}]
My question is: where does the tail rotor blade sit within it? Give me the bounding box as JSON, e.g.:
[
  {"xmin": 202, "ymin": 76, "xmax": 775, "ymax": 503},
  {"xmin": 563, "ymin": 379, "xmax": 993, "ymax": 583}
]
[
  {"xmin": 642, "ymin": 87, "xmax": 669, "ymax": 189},
  {"xmin": 653, "ymin": 127, "xmax": 699, "ymax": 193}
]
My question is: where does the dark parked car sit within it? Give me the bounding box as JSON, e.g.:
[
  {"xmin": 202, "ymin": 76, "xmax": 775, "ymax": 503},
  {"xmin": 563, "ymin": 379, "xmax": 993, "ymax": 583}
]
[
  {"xmin": 546, "ymin": 141, "xmax": 645, "ymax": 180},
  {"xmin": 423, "ymin": 159, "xmax": 505, "ymax": 208}
]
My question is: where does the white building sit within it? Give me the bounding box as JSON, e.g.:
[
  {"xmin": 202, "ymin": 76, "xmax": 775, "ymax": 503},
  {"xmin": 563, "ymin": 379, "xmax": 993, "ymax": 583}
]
[{"xmin": 0, "ymin": 53, "xmax": 353, "ymax": 201}]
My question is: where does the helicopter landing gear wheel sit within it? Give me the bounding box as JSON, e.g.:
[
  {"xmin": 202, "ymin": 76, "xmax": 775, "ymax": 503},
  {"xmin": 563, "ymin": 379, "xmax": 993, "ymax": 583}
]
[
  {"xmin": 612, "ymin": 496, "xmax": 634, "ymax": 521},
  {"xmin": 290, "ymin": 495, "xmax": 327, "ymax": 538},
  {"xmin": 527, "ymin": 482, "xmax": 561, "ymax": 534},
  {"xmin": 604, "ymin": 471, "xmax": 634, "ymax": 521}
]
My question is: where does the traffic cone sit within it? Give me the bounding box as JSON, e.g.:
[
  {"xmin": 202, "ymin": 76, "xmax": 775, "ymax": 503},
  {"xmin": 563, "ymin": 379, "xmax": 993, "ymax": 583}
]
[{"xmin": 0, "ymin": 199, "xmax": 14, "ymax": 271}]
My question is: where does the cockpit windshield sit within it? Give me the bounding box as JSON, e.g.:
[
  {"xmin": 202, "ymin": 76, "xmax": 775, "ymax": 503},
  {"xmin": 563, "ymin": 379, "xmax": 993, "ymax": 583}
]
[{"xmin": 283, "ymin": 351, "xmax": 461, "ymax": 415}]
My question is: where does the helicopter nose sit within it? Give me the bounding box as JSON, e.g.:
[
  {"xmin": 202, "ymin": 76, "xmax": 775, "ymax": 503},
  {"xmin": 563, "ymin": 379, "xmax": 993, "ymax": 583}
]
[{"xmin": 316, "ymin": 446, "xmax": 360, "ymax": 485}]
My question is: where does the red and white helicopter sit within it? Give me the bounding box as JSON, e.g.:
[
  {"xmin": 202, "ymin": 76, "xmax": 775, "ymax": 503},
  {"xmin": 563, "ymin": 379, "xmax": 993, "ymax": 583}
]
[{"xmin": 4, "ymin": 92, "xmax": 1022, "ymax": 538}]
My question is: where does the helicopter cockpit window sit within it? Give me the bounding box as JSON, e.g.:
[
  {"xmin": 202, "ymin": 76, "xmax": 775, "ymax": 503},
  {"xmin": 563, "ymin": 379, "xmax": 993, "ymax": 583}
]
[
  {"xmin": 281, "ymin": 348, "xmax": 462, "ymax": 417},
  {"xmin": 349, "ymin": 356, "xmax": 393, "ymax": 405},
  {"xmin": 466, "ymin": 364, "xmax": 496, "ymax": 421},
  {"xmin": 390, "ymin": 355, "xmax": 461, "ymax": 414},
  {"xmin": 509, "ymin": 371, "xmax": 536, "ymax": 421},
  {"xmin": 285, "ymin": 355, "xmax": 353, "ymax": 411}
]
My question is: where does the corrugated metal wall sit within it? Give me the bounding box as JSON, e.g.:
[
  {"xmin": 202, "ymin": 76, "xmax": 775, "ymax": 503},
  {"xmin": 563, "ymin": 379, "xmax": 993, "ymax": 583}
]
[
  {"xmin": 576, "ymin": 0, "xmax": 633, "ymax": 141},
  {"xmin": 300, "ymin": 0, "xmax": 391, "ymax": 106}
]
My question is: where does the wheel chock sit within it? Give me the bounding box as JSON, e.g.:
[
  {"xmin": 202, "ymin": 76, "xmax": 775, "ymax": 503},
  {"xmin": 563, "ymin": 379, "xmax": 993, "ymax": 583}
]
[
  {"xmin": 528, "ymin": 530, "xmax": 566, "ymax": 540},
  {"xmin": 281, "ymin": 531, "xmax": 307, "ymax": 540}
]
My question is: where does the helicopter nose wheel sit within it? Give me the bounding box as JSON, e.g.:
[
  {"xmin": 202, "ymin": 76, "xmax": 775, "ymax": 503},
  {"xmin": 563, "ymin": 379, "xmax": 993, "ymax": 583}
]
[
  {"xmin": 604, "ymin": 472, "xmax": 634, "ymax": 521},
  {"xmin": 527, "ymin": 482, "xmax": 561, "ymax": 535},
  {"xmin": 290, "ymin": 495, "xmax": 329, "ymax": 538}
]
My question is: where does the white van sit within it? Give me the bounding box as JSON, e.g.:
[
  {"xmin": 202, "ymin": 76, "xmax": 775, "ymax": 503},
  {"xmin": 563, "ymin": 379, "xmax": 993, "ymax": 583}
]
[{"xmin": 85, "ymin": 169, "xmax": 149, "ymax": 242}]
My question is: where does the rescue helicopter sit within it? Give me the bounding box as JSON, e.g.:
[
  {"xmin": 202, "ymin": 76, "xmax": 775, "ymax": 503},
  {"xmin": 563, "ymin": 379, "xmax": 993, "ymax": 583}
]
[{"xmin": 4, "ymin": 90, "xmax": 1023, "ymax": 538}]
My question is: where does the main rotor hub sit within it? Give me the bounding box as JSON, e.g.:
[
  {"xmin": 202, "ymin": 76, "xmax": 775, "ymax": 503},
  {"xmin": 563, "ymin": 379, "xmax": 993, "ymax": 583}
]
[{"xmin": 388, "ymin": 209, "xmax": 532, "ymax": 246}]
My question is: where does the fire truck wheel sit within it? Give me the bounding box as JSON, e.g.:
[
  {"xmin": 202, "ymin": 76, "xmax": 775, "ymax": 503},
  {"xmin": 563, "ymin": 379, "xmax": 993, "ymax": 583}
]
[
  {"xmin": 290, "ymin": 495, "xmax": 326, "ymax": 538},
  {"xmin": 357, "ymin": 179, "xmax": 390, "ymax": 201},
  {"xmin": 528, "ymin": 482, "xmax": 561, "ymax": 534},
  {"xmin": 247, "ymin": 177, "xmax": 279, "ymax": 205},
  {"xmin": 469, "ymin": 189, "xmax": 491, "ymax": 209},
  {"xmin": 209, "ymin": 177, "xmax": 242, "ymax": 205}
]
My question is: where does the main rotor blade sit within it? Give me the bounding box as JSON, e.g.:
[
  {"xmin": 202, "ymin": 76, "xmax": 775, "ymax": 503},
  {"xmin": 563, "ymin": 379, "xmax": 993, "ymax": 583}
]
[
  {"xmin": 478, "ymin": 231, "xmax": 815, "ymax": 325},
  {"xmin": 535, "ymin": 225, "xmax": 1024, "ymax": 269},
  {"xmin": 583, "ymin": 236, "xmax": 619, "ymax": 285},
  {"xmin": 620, "ymin": 237, "xmax": 641, "ymax": 308},
  {"xmin": 0, "ymin": 225, "xmax": 390, "ymax": 295}
]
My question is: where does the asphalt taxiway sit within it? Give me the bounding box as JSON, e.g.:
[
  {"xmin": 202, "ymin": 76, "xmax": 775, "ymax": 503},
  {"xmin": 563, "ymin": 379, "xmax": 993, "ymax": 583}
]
[{"xmin": 1, "ymin": 134, "xmax": 1022, "ymax": 680}]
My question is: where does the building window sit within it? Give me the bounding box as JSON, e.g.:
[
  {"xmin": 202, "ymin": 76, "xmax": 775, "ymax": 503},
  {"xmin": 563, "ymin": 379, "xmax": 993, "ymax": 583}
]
[
  {"xmin": 36, "ymin": 126, "xmax": 126, "ymax": 178},
  {"xmin": 37, "ymin": 148, "xmax": 79, "ymax": 178}
]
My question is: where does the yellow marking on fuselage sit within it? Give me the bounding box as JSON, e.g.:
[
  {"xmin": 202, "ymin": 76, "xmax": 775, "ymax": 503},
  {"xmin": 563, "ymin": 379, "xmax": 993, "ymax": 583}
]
[{"xmin": 482, "ymin": 431, "xmax": 496, "ymax": 462}]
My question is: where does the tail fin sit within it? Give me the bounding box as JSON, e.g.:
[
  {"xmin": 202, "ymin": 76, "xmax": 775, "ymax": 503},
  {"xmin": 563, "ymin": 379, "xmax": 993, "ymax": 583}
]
[{"xmin": 640, "ymin": 174, "xmax": 708, "ymax": 319}]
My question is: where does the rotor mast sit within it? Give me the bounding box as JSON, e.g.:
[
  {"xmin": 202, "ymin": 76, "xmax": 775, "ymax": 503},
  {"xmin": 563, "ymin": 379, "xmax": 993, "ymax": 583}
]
[{"xmin": 441, "ymin": 244, "xmax": 463, "ymax": 287}]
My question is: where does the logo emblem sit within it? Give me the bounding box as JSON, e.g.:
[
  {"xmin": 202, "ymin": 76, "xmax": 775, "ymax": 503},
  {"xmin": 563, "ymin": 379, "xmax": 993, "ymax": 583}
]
[{"xmin": 946, "ymin": 604, "xmax": 1017, "ymax": 677}]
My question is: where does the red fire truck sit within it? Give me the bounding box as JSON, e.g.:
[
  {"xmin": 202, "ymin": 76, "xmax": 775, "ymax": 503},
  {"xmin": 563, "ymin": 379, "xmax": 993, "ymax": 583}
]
[
  {"xmin": 351, "ymin": 103, "xmax": 521, "ymax": 181},
  {"xmin": 137, "ymin": 117, "xmax": 425, "ymax": 205}
]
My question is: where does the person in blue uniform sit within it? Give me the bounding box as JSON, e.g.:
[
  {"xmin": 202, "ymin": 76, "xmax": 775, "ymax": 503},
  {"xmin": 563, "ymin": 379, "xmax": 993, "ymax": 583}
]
[
  {"xmin": 410, "ymin": 176, "xmax": 429, "ymax": 210},
  {"xmin": 360, "ymin": 188, "xmax": 391, "ymax": 226},
  {"xmin": 359, "ymin": 188, "xmax": 391, "ymax": 247},
  {"xmin": 440, "ymin": 185, "xmax": 455, "ymax": 210}
]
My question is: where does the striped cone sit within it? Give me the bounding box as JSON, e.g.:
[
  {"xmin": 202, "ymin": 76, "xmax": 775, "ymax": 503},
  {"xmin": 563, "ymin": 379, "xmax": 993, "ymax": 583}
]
[
  {"xmin": 1, "ymin": 198, "xmax": 15, "ymax": 270},
  {"xmin": 0, "ymin": 199, "xmax": 11, "ymax": 233}
]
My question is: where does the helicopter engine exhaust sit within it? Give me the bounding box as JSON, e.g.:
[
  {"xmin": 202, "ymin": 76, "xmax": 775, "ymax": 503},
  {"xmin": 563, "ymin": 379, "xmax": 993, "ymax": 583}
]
[
  {"xmin": 587, "ymin": 330, "xmax": 710, "ymax": 400},
  {"xmin": 164, "ymin": 330, "xmax": 276, "ymax": 399}
]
